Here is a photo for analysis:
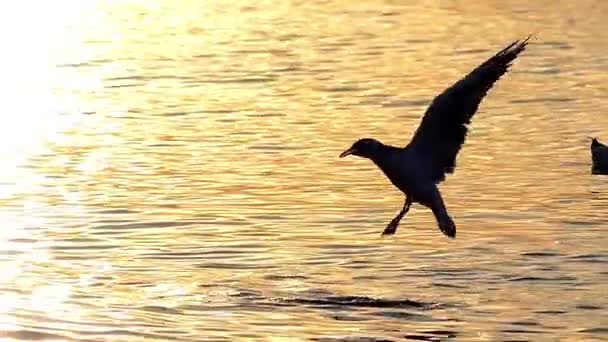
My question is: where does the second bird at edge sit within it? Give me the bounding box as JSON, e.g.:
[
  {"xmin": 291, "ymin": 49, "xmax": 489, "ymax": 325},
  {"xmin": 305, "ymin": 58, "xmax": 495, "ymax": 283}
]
[
  {"xmin": 340, "ymin": 35, "xmax": 532, "ymax": 239},
  {"xmin": 590, "ymin": 137, "xmax": 608, "ymax": 175}
]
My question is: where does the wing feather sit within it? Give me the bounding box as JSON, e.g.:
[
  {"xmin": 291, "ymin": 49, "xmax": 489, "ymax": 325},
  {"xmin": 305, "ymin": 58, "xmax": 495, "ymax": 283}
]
[{"xmin": 406, "ymin": 36, "xmax": 531, "ymax": 182}]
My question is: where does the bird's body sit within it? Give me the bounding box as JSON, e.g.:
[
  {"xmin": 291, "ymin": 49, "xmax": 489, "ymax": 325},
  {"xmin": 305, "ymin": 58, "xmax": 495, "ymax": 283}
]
[
  {"xmin": 371, "ymin": 148, "xmax": 437, "ymax": 204},
  {"xmin": 340, "ymin": 36, "xmax": 531, "ymax": 238},
  {"xmin": 590, "ymin": 138, "xmax": 608, "ymax": 175}
]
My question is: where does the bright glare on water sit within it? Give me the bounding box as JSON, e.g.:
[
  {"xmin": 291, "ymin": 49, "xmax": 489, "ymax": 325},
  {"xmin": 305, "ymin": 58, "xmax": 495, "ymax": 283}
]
[{"xmin": 0, "ymin": 1, "xmax": 607, "ymax": 341}]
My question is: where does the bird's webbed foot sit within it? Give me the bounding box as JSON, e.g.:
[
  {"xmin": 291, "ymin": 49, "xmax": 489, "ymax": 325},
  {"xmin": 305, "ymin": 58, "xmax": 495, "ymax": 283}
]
[
  {"xmin": 381, "ymin": 216, "xmax": 401, "ymax": 236},
  {"xmin": 381, "ymin": 197, "xmax": 412, "ymax": 236}
]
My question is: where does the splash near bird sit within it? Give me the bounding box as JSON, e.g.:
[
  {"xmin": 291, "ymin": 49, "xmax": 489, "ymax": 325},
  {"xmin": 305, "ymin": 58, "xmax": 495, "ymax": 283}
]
[
  {"xmin": 340, "ymin": 36, "xmax": 531, "ymax": 238},
  {"xmin": 590, "ymin": 137, "xmax": 608, "ymax": 175}
]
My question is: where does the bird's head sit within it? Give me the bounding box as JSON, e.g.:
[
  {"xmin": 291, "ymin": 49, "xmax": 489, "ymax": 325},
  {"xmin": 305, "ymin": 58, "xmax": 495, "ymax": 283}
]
[{"xmin": 340, "ymin": 138, "xmax": 383, "ymax": 159}]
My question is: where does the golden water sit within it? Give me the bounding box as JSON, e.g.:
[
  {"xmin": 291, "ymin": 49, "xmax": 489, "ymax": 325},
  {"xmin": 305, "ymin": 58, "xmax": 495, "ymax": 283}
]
[{"xmin": 1, "ymin": 1, "xmax": 607, "ymax": 341}]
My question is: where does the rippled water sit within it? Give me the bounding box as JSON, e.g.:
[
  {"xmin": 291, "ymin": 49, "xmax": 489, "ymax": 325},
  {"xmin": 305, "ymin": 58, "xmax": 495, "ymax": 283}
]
[{"xmin": 1, "ymin": 1, "xmax": 608, "ymax": 341}]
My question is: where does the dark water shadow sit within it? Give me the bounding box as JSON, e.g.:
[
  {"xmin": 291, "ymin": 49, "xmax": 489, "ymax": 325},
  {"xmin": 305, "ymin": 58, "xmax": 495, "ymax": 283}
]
[
  {"xmin": 228, "ymin": 289, "xmax": 456, "ymax": 340},
  {"xmin": 311, "ymin": 329, "xmax": 457, "ymax": 342},
  {"xmin": 227, "ymin": 288, "xmax": 445, "ymax": 312},
  {"xmin": 403, "ymin": 329, "xmax": 458, "ymax": 341},
  {"xmin": 277, "ymin": 295, "xmax": 440, "ymax": 309}
]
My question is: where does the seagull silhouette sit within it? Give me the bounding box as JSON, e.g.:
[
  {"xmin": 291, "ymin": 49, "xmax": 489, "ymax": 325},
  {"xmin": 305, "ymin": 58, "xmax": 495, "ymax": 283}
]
[
  {"xmin": 590, "ymin": 137, "xmax": 608, "ymax": 175},
  {"xmin": 340, "ymin": 36, "xmax": 531, "ymax": 238}
]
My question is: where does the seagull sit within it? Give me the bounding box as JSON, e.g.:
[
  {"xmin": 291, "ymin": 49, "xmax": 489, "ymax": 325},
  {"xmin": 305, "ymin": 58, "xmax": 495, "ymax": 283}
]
[
  {"xmin": 339, "ymin": 36, "xmax": 531, "ymax": 238},
  {"xmin": 590, "ymin": 137, "xmax": 608, "ymax": 175}
]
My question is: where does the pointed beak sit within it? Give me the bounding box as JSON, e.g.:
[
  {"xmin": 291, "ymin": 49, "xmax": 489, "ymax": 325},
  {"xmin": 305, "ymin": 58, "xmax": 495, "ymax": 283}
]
[{"xmin": 339, "ymin": 147, "xmax": 355, "ymax": 158}]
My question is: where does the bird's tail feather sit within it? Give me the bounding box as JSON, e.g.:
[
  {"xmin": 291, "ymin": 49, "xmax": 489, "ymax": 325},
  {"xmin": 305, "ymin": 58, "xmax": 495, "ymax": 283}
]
[{"xmin": 438, "ymin": 216, "xmax": 456, "ymax": 239}]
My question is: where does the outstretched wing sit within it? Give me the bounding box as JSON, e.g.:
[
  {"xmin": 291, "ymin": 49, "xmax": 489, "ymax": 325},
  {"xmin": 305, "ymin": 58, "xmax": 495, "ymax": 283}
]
[{"xmin": 406, "ymin": 36, "xmax": 530, "ymax": 183}]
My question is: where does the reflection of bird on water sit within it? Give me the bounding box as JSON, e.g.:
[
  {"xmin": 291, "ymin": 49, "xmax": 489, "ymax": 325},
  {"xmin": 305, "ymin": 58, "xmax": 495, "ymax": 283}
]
[
  {"xmin": 340, "ymin": 36, "xmax": 531, "ymax": 238},
  {"xmin": 590, "ymin": 137, "xmax": 608, "ymax": 175}
]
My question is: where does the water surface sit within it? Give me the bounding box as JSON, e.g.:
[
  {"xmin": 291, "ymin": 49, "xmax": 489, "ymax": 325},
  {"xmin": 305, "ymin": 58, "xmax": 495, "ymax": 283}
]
[{"xmin": 1, "ymin": 1, "xmax": 607, "ymax": 341}]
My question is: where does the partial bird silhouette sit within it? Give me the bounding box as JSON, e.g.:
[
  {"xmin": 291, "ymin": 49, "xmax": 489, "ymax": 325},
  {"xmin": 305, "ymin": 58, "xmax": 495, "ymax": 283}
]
[
  {"xmin": 340, "ymin": 36, "xmax": 531, "ymax": 238},
  {"xmin": 590, "ymin": 137, "xmax": 608, "ymax": 175}
]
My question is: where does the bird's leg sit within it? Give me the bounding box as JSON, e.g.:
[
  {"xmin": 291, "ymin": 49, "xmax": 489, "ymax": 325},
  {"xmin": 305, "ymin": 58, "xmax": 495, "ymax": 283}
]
[{"xmin": 382, "ymin": 196, "xmax": 412, "ymax": 236}]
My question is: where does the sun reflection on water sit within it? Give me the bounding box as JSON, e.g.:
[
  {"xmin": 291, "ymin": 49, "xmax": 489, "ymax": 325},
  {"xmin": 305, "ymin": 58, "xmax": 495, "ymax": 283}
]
[{"xmin": 0, "ymin": 1, "xmax": 114, "ymax": 337}]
